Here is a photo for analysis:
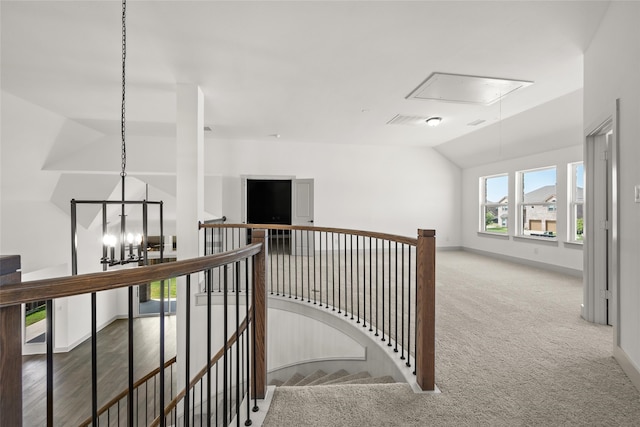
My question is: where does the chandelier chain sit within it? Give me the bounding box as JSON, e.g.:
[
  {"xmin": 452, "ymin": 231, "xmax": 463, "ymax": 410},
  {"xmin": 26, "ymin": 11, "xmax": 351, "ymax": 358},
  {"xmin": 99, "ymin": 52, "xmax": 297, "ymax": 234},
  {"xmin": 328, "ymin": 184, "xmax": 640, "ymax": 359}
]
[{"xmin": 120, "ymin": 0, "xmax": 127, "ymax": 178}]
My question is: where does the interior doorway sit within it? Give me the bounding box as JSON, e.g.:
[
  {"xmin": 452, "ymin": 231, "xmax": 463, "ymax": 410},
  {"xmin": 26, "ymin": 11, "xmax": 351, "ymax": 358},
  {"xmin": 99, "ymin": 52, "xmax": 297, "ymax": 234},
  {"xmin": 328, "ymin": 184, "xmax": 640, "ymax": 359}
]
[
  {"xmin": 584, "ymin": 112, "xmax": 618, "ymax": 326},
  {"xmin": 242, "ymin": 176, "xmax": 314, "ymax": 254}
]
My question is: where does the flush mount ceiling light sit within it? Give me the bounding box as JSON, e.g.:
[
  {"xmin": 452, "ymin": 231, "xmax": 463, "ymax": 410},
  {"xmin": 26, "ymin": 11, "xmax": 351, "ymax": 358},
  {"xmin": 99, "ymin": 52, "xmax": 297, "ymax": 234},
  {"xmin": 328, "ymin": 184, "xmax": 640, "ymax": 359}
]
[
  {"xmin": 406, "ymin": 72, "xmax": 533, "ymax": 105},
  {"xmin": 425, "ymin": 117, "xmax": 442, "ymax": 127}
]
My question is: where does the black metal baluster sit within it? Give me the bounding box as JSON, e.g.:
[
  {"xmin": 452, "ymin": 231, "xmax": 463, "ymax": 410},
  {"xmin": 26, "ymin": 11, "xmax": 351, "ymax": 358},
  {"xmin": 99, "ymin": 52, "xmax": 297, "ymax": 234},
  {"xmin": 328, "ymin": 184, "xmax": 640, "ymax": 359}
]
[
  {"xmin": 407, "ymin": 245, "xmax": 413, "ymax": 368},
  {"xmin": 252, "ymin": 270, "xmax": 258, "ymax": 415},
  {"xmin": 159, "ymin": 279, "xmax": 166, "ymax": 427},
  {"xmin": 381, "ymin": 239, "xmax": 385, "ymax": 342},
  {"xmin": 270, "ymin": 230, "xmax": 274, "ymax": 295},
  {"xmin": 296, "ymin": 230, "xmax": 304, "ymax": 302},
  {"xmin": 291, "ymin": 230, "xmax": 298, "ymax": 299},
  {"xmin": 307, "ymin": 230, "xmax": 312, "ymax": 303},
  {"xmin": 92, "ymin": 292, "xmax": 98, "ymax": 425},
  {"xmin": 337, "ymin": 234, "xmax": 341, "ymax": 314},
  {"xmin": 388, "ymin": 241, "xmax": 393, "ymax": 348},
  {"xmin": 395, "ymin": 242, "xmax": 399, "ymax": 353},
  {"xmin": 349, "ymin": 234, "xmax": 355, "ymax": 320},
  {"xmin": 235, "ymin": 263, "xmax": 241, "ymax": 426},
  {"xmin": 331, "ymin": 233, "xmax": 335, "ymax": 310},
  {"xmin": 368, "ymin": 237, "xmax": 372, "ymax": 331},
  {"xmin": 223, "ymin": 268, "xmax": 228, "ymax": 426},
  {"xmin": 288, "ymin": 229, "xmax": 292, "ymax": 299},
  {"xmin": 185, "ymin": 275, "xmax": 191, "ymax": 427},
  {"xmin": 128, "ymin": 283, "xmax": 134, "ymax": 427},
  {"xmin": 400, "ymin": 244, "xmax": 405, "ymax": 360},
  {"xmin": 374, "ymin": 239, "xmax": 378, "ymax": 336},
  {"xmin": 245, "ymin": 259, "xmax": 252, "ymax": 426},
  {"xmin": 207, "ymin": 269, "xmax": 212, "ymax": 427},
  {"xmin": 46, "ymin": 299, "xmax": 53, "ymax": 427},
  {"xmin": 345, "ymin": 234, "xmax": 349, "ymax": 318},
  {"xmin": 319, "ymin": 231, "xmax": 322, "ymax": 306},
  {"xmin": 356, "ymin": 235, "xmax": 359, "ymax": 323}
]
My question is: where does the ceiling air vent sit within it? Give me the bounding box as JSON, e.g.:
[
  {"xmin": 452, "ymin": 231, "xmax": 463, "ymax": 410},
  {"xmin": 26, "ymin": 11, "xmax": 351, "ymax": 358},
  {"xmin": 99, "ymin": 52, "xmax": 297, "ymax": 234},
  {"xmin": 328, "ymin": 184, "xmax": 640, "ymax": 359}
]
[
  {"xmin": 467, "ymin": 119, "xmax": 486, "ymax": 126},
  {"xmin": 386, "ymin": 114, "xmax": 431, "ymax": 126},
  {"xmin": 406, "ymin": 72, "xmax": 533, "ymax": 106}
]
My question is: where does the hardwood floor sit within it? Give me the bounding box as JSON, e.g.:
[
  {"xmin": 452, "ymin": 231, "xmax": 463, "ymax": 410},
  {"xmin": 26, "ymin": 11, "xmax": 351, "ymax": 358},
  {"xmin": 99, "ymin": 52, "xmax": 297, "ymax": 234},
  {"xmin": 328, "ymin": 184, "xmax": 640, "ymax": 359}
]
[{"xmin": 22, "ymin": 316, "xmax": 177, "ymax": 426}]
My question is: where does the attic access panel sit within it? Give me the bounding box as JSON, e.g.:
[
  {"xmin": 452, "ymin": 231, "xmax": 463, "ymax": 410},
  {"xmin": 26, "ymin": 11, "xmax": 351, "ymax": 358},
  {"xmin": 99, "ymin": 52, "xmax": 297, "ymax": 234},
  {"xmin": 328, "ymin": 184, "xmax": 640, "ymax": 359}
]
[{"xmin": 406, "ymin": 72, "xmax": 533, "ymax": 105}]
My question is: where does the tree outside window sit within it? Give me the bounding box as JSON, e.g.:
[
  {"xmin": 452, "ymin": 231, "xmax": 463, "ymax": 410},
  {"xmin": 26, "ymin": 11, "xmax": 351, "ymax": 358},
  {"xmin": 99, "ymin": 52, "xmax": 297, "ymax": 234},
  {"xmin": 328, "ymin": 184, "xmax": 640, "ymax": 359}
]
[{"xmin": 480, "ymin": 174, "xmax": 508, "ymax": 234}]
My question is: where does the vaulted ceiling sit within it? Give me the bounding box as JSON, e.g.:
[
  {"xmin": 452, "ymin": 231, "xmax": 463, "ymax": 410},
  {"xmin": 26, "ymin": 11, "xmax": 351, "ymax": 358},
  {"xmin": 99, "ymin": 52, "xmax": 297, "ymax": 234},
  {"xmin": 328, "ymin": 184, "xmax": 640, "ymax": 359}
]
[{"xmin": 1, "ymin": 1, "xmax": 609, "ymax": 203}]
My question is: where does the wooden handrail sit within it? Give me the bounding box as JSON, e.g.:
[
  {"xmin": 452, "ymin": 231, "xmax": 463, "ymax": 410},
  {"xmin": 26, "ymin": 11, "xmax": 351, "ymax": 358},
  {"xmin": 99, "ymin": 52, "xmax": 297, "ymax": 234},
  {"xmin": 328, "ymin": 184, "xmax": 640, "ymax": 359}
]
[
  {"xmin": 77, "ymin": 356, "xmax": 178, "ymax": 427},
  {"xmin": 0, "ymin": 244, "xmax": 262, "ymax": 308},
  {"xmin": 199, "ymin": 222, "xmax": 418, "ymax": 246}
]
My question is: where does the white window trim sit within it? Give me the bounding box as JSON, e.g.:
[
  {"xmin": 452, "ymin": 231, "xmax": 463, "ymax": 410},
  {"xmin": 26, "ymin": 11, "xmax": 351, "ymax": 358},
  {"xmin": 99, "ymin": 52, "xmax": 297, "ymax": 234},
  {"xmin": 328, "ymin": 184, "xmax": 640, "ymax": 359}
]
[
  {"xmin": 480, "ymin": 174, "xmax": 509, "ymax": 235},
  {"xmin": 517, "ymin": 166, "xmax": 558, "ymax": 240}
]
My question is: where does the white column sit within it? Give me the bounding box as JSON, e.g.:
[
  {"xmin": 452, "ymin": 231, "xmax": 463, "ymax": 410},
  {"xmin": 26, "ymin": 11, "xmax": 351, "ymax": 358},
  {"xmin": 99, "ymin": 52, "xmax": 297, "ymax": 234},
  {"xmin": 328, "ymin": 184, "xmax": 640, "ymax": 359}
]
[{"xmin": 176, "ymin": 84, "xmax": 205, "ymax": 394}]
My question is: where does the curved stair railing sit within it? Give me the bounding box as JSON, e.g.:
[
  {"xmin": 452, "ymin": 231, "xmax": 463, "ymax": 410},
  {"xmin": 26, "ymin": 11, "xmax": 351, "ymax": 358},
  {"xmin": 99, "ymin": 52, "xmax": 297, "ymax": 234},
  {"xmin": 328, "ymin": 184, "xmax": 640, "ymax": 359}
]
[
  {"xmin": 0, "ymin": 224, "xmax": 434, "ymax": 426},
  {"xmin": 200, "ymin": 223, "xmax": 436, "ymax": 390},
  {"xmin": 0, "ymin": 232, "xmax": 269, "ymax": 427}
]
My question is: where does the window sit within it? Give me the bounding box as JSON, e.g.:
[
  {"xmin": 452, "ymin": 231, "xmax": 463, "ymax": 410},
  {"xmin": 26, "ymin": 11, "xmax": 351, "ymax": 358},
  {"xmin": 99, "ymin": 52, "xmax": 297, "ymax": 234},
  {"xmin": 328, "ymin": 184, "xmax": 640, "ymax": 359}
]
[
  {"xmin": 518, "ymin": 167, "xmax": 557, "ymax": 238},
  {"xmin": 569, "ymin": 162, "xmax": 584, "ymax": 242},
  {"xmin": 480, "ymin": 174, "xmax": 508, "ymax": 234}
]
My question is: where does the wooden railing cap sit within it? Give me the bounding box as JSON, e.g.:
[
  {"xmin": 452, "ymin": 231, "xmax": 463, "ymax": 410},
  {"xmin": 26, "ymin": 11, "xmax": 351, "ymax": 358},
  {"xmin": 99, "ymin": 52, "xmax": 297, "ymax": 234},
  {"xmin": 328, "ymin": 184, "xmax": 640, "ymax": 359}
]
[{"xmin": 418, "ymin": 229, "xmax": 436, "ymax": 237}]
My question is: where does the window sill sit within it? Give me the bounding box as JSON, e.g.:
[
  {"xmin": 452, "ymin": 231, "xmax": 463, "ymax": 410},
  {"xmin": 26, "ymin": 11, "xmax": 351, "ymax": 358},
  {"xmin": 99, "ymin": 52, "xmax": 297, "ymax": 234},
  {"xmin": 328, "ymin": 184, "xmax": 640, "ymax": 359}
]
[
  {"xmin": 563, "ymin": 241, "xmax": 584, "ymax": 249},
  {"xmin": 477, "ymin": 231, "xmax": 510, "ymax": 240},
  {"xmin": 513, "ymin": 235, "xmax": 559, "ymax": 246}
]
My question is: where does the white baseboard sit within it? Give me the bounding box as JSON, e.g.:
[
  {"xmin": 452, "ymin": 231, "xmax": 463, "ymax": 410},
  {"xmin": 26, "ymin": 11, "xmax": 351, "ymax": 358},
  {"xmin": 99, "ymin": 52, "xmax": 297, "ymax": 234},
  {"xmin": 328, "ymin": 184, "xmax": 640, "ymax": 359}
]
[
  {"xmin": 614, "ymin": 345, "xmax": 640, "ymax": 393},
  {"xmin": 54, "ymin": 314, "xmax": 127, "ymax": 354},
  {"xmin": 462, "ymin": 247, "xmax": 583, "ymax": 278}
]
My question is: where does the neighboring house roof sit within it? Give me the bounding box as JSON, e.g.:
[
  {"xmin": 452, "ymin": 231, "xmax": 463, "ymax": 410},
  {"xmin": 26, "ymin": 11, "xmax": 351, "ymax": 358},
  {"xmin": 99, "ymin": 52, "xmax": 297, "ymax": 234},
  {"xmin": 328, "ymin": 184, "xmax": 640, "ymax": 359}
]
[
  {"xmin": 492, "ymin": 186, "xmax": 583, "ymax": 205},
  {"xmin": 524, "ymin": 185, "xmax": 556, "ymax": 204}
]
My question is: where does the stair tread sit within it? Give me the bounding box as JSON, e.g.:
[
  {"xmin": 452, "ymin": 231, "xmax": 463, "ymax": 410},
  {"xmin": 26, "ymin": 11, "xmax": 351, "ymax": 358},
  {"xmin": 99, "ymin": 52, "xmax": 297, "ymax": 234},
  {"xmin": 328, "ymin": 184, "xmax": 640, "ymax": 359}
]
[
  {"xmin": 269, "ymin": 379, "xmax": 285, "ymax": 387},
  {"xmin": 337, "ymin": 375, "xmax": 396, "ymax": 385},
  {"xmin": 305, "ymin": 369, "xmax": 350, "ymax": 386},
  {"xmin": 281, "ymin": 372, "xmax": 305, "ymax": 387},
  {"xmin": 294, "ymin": 369, "xmax": 328, "ymax": 386},
  {"xmin": 322, "ymin": 371, "xmax": 371, "ymax": 385}
]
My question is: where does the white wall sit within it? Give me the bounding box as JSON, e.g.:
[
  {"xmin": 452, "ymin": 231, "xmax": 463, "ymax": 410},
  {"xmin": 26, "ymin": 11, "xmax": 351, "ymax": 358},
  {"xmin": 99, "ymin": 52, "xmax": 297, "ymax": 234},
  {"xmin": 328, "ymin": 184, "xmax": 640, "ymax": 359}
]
[
  {"xmin": 584, "ymin": 2, "xmax": 640, "ymax": 382},
  {"xmin": 209, "ymin": 139, "xmax": 462, "ymax": 246},
  {"xmin": 462, "ymin": 145, "xmax": 584, "ymax": 274},
  {"xmin": 1, "ymin": 92, "xmax": 125, "ymax": 352}
]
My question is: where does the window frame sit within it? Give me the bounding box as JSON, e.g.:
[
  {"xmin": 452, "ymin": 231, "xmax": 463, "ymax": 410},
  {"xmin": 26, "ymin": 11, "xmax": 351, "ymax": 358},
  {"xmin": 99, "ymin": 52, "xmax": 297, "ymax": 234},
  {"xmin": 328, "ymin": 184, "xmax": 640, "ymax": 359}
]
[
  {"xmin": 568, "ymin": 162, "xmax": 584, "ymax": 243},
  {"xmin": 517, "ymin": 166, "xmax": 558, "ymax": 239},
  {"xmin": 479, "ymin": 174, "xmax": 509, "ymax": 235}
]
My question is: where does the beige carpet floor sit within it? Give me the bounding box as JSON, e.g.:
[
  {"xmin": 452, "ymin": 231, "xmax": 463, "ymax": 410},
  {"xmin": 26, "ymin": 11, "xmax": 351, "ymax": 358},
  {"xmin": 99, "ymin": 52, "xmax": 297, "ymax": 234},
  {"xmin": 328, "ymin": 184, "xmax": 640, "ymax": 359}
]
[{"xmin": 262, "ymin": 250, "xmax": 640, "ymax": 426}]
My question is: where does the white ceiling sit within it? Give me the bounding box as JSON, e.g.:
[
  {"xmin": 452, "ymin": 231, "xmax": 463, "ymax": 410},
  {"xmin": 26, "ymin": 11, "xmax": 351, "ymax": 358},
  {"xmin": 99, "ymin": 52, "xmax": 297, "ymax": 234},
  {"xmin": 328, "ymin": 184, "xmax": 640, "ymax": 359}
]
[{"xmin": 1, "ymin": 1, "xmax": 609, "ymax": 170}]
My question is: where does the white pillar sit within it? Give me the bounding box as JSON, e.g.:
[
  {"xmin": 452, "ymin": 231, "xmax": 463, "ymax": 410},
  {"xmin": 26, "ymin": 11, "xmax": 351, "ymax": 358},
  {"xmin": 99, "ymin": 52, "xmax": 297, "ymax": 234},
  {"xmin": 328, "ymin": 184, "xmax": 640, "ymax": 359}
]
[{"xmin": 176, "ymin": 84, "xmax": 205, "ymax": 395}]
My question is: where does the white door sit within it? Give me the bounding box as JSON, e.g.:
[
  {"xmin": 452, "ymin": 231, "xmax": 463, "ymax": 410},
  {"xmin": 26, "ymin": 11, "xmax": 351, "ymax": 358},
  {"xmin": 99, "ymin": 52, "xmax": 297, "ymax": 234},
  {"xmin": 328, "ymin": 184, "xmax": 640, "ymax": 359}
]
[{"xmin": 292, "ymin": 179, "xmax": 314, "ymax": 256}]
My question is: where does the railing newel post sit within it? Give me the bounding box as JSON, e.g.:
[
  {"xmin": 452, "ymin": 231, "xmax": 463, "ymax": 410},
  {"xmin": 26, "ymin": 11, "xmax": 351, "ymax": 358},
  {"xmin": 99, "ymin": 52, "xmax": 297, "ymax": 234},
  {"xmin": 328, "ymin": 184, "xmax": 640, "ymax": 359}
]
[
  {"xmin": 0, "ymin": 255, "xmax": 23, "ymax": 427},
  {"xmin": 416, "ymin": 229, "xmax": 436, "ymax": 391},
  {"xmin": 251, "ymin": 229, "xmax": 268, "ymax": 399}
]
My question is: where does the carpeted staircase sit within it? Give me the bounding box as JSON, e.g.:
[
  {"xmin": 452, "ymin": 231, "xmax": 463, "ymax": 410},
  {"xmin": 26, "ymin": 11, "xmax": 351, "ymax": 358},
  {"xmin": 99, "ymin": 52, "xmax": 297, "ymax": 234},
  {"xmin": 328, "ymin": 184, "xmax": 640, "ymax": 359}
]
[{"xmin": 270, "ymin": 369, "xmax": 396, "ymax": 387}]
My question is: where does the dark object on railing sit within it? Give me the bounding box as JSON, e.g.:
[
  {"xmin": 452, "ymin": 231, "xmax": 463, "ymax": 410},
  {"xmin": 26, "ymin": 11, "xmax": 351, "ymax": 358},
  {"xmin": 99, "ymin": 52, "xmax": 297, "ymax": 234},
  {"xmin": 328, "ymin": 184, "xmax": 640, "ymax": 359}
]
[{"xmin": 0, "ymin": 255, "xmax": 22, "ymax": 427}]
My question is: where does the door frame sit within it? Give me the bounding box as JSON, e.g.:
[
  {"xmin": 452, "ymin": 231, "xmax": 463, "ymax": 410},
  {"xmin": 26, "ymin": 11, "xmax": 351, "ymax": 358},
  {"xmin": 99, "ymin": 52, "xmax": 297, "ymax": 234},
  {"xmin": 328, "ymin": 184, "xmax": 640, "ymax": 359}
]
[{"xmin": 583, "ymin": 99, "xmax": 619, "ymax": 331}]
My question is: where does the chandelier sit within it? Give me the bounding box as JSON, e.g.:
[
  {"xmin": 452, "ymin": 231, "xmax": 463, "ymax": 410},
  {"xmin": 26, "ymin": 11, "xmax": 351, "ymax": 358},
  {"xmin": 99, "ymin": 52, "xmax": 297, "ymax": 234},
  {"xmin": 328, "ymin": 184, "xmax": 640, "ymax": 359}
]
[{"xmin": 71, "ymin": 0, "xmax": 164, "ymax": 272}]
